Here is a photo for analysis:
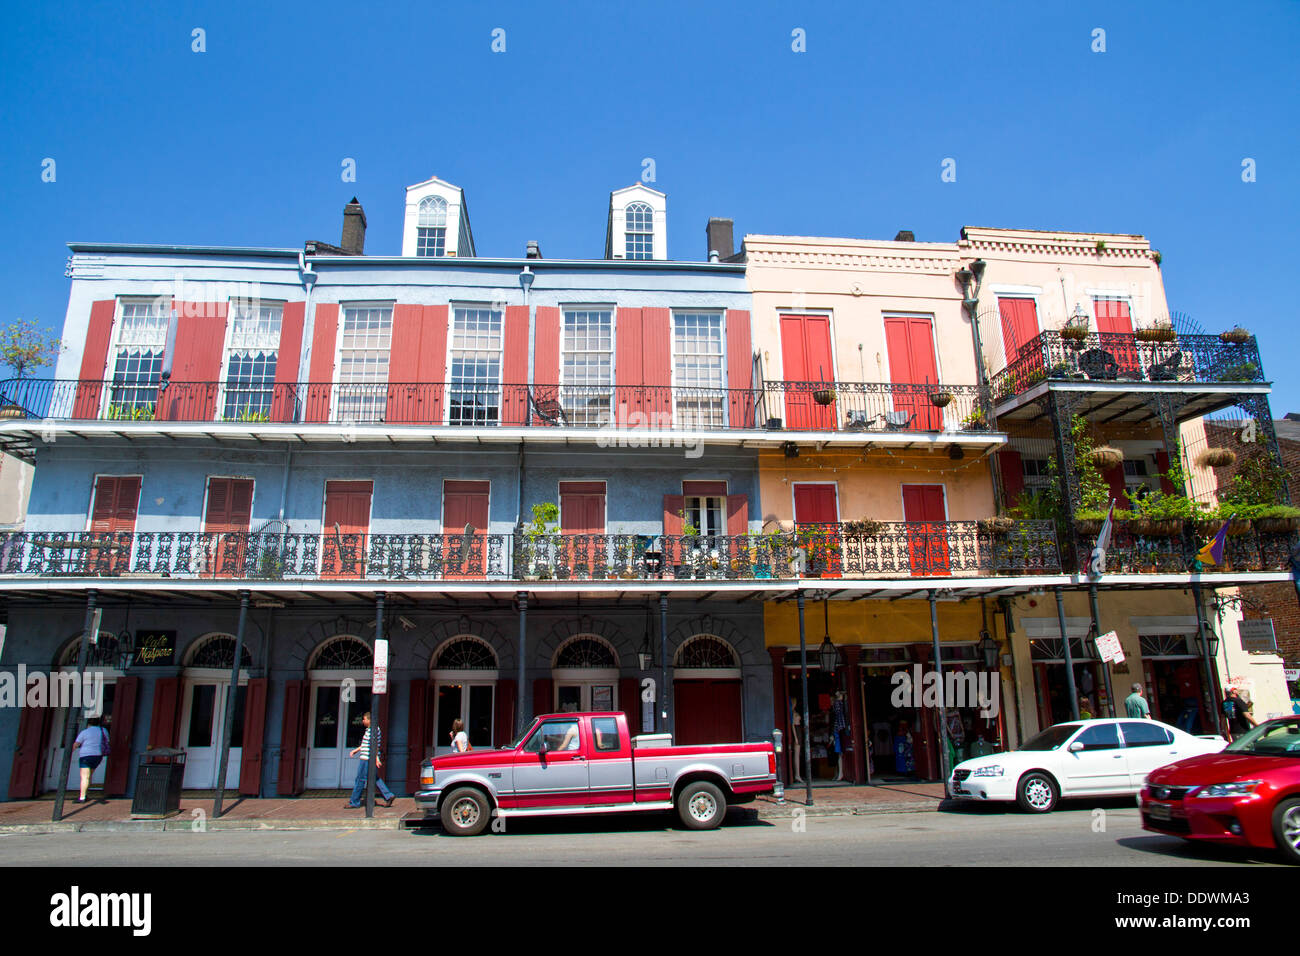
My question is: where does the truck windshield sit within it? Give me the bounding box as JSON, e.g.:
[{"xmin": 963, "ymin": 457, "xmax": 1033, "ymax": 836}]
[{"xmin": 508, "ymin": 721, "xmax": 539, "ymax": 750}]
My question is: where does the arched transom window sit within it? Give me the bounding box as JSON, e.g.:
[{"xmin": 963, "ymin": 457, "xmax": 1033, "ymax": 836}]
[
  {"xmin": 675, "ymin": 634, "xmax": 739, "ymax": 669},
  {"xmin": 553, "ymin": 634, "xmax": 618, "ymax": 669},
  {"xmin": 186, "ymin": 633, "xmax": 253, "ymax": 669},
  {"xmin": 57, "ymin": 632, "xmax": 119, "ymax": 668},
  {"xmin": 435, "ymin": 636, "xmax": 498, "ymax": 670},
  {"xmin": 309, "ymin": 635, "xmax": 373, "ymax": 670}
]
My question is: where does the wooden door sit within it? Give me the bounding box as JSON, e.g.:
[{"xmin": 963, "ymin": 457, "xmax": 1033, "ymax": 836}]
[
  {"xmin": 88, "ymin": 476, "xmax": 141, "ymax": 574},
  {"xmin": 1093, "ymin": 298, "xmax": 1138, "ymax": 376},
  {"xmin": 238, "ymin": 678, "xmax": 268, "ymax": 796},
  {"xmin": 998, "ymin": 297, "xmax": 1040, "ymax": 364},
  {"xmin": 322, "ymin": 480, "xmax": 372, "ymax": 577},
  {"xmin": 204, "ymin": 477, "xmax": 254, "ymax": 576},
  {"xmin": 780, "ymin": 315, "xmax": 836, "ymax": 430},
  {"xmin": 793, "ymin": 483, "xmax": 841, "ymax": 578},
  {"xmin": 673, "ymin": 680, "xmax": 743, "ymax": 745},
  {"xmin": 902, "ymin": 484, "xmax": 949, "ymax": 575},
  {"xmin": 443, "ymin": 480, "xmax": 489, "ymax": 578},
  {"xmin": 884, "ymin": 315, "xmax": 941, "ymax": 430},
  {"xmin": 560, "ymin": 481, "xmax": 606, "ymax": 578}
]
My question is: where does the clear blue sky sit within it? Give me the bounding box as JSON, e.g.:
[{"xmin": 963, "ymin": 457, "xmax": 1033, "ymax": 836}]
[{"xmin": 2, "ymin": 1, "xmax": 1297, "ymax": 409}]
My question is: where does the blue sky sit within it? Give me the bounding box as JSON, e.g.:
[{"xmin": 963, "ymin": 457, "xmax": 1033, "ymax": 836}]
[{"xmin": 2, "ymin": 1, "xmax": 1297, "ymax": 408}]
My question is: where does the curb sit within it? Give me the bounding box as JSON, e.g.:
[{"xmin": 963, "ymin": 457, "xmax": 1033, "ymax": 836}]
[
  {"xmin": 753, "ymin": 801, "xmax": 941, "ymax": 820},
  {"xmin": 0, "ymin": 817, "xmax": 407, "ymax": 834}
]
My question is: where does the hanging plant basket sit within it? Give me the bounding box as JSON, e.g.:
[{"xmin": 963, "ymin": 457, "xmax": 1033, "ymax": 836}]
[
  {"xmin": 1219, "ymin": 328, "xmax": 1251, "ymax": 345},
  {"xmin": 843, "ymin": 519, "xmax": 883, "ymax": 536},
  {"xmin": 0, "ymin": 404, "xmax": 24, "ymax": 420},
  {"xmin": 1086, "ymin": 446, "xmax": 1124, "ymax": 471},
  {"xmin": 1195, "ymin": 517, "xmax": 1252, "ymax": 537},
  {"xmin": 1135, "ymin": 326, "xmax": 1176, "ymax": 343},
  {"xmin": 1074, "ymin": 517, "xmax": 1106, "ymax": 535},
  {"xmin": 1195, "ymin": 448, "xmax": 1237, "ymax": 469},
  {"xmin": 813, "ymin": 389, "xmax": 835, "ymax": 406},
  {"xmin": 929, "ymin": 391, "xmax": 953, "ymax": 408},
  {"xmin": 979, "ymin": 516, "xmax": 1016, "ymax": 535},
  {"xmin": 1256, "ymin": 516, "xmax": 1300, "ymax": 535},
  {"xmin": 1060, "ymin": 325, "xmax": 1089, "ymax": 342},
  {"xmin": 1132, "ymin": 518, "xmax": 1183, "ymax": 537}
]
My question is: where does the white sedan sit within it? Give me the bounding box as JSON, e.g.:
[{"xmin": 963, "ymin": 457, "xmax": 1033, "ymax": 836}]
[{"xmin": 948, "ymin": 718, "xmax": 1226, "ymax": 813}]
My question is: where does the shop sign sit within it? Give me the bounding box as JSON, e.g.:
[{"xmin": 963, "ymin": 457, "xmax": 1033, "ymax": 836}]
[
  {"xmin": 133, "ymin": 631, "xmax": 175, "ymax": 666},
  {"xmin": 1238, "ymin": 619, "xmax": 1277, "ymax": 653},
  {"xmin": 1095, "ymin": 630, "xmax": 1125, "ymax": 664},
  {"xmin": 1283, "ymin": 668, "xmax": 1299, "ymax": 682},
  {"xmin": 372, "ymin": 638, "xmax": 389, "ymax": 695}
]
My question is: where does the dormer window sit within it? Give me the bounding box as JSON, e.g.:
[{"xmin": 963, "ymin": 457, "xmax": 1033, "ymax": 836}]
[
  {"xmin": 417, "ymin": 196, "xmax": 448, "ymax": 257},
  {"xmin": 624, "ymin": 202, "xmax": 654, "ymax": 260}
]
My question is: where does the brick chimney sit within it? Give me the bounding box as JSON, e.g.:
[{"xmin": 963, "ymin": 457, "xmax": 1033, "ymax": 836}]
[
  {"xmin": 341, "ymin": 197, "xmax": 367, "ymax": 255},
  {"xmin": 706, "ymin": 218, "xmax": 734, "ymax": 262},
  {"xmin": 894, "ymin": 230, "xmax": 916, "ymax": 242}
]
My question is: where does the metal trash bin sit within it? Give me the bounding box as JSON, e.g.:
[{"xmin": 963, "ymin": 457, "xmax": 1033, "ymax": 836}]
[{"xmin": 130, "ymin": 748, "xmax": 186, "ymax": 819}]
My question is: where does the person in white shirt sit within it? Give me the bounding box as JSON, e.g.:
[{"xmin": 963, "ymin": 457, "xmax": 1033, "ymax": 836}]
[
  {"xmin": 450, "ymin": 718, "xmax": 470, "ymax": 752},
  {"xmin": 347, "ymin": 712, "xmax": 395, "ymax": 808}
]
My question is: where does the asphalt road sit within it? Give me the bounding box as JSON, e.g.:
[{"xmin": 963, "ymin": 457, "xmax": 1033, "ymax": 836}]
[{"xmin": 0, "ymin": 801, "xmax": 1290, "ymax": 867}]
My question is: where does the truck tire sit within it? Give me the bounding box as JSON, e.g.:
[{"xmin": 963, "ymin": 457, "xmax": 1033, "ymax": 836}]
[
  {"xmin": 441, "ymin": 787, "xmax": 491, "ymax": 837},
  {"xmin": 676, "ymin": 780, "xmax": 726, "ymax": 830}
]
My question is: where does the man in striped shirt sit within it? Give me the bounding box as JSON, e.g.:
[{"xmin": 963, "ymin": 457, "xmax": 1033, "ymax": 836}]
[{"xmin": 347, "ymin": 712, "xmax": 395, "ymax": 808}]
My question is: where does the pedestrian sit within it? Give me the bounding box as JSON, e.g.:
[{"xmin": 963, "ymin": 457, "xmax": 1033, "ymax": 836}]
[
  {"xmin": 347, "ymin": 712, "xmax": 394, "ymax": 808},
  {"xmin": 71, "ymin": 716, "xmax": 110, "ymax": 803},
  {"xmin": 449, "ymin": 718, "xmax": 471, "ymax": 752},
  {"xmin": 1124, "ymin": 682, "xmax": 1150, "ymax": 719},
  {"xmin": 1222, "ymin": 688, "xmax": 1255, "ymax": 741},
  {"xmin": 1078, "ymin": 696, "xmax": 1094, "ymax": 720}
]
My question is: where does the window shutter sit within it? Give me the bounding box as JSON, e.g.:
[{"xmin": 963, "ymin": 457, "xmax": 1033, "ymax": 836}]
[
  {"xmin": 532, "ymin": 306, "xmax": 560, "ymax": 424},
  {"xmin": 102, "ymin": 675, "xmax": 139, "ymax": 795},
  {"xmin": 277, "ymin": 679, "xmax": 308, "ymax": 796},
  {"xmin": 1154, "ymin": 451, "xmax": 1176, "ymax": 494},
  {"xmin": 619, "ymin": 678, "xmax": 641, "ymax": 737},
  {"xmin": 304, "ymin": 303, "xmax": 338, "ymax": 422},
  {"xmin": 162, "ymin": 302, "xmax": 227, "ymax": 421},
  {"xmin": 7, "ymin": 689, "xmax": 50, "ymax": 798},
  {"xmin": 502, "ymin": 305, "xmax": 530, "ymax": 426},
  {"xmin": 148, "ymin": 676, "xmax": 183, "ymax": 750},
  {"xmin": 73, "ymin": 300, "xmax": 118, "ymax": 418},
  {"xmin": 663, "ymin": 493, "xmax": 685, "ymax": 568},
  {"xmin": 405, "ymin": 678, "xmax": 429, "ymax": 793},
  {"xmin": 725, "ymin": 309, "xmax": 752, "ymax": 427},
  {"xmin": 493, "ymin": 679, "xmax": 517, "ymax": 749},
  {"xmin": 997, "ymin": 450, "xmax": 1025, "ymax": 508},
  {"xmin": 91, "ymin": 476, "xmax": 141, "ymax": 534},
  {"xmin": 272, "ymin": 302, "xmax": 305, "ymax": 423},
  {"xmin": 205, "ymin": 478, "xmax": 230, "ymax": 527},
  {"xmin": 385, "ymin": 304, "xmax": 424, "ymax": 424},
  {"xmin": 726, "ymin": 494, "xmax": 749, "ymax": 537},
  {"xmin": 532, "ymin": 678, "xmax": 553, "ymax": 719},
  {"xmin": 641, "ymin": 307, "xmax": 672, "ymax": 422},
  {"xmin": 421, "ymin": 305, "xmax": 449, "ymax": 423},
  {"xmin": 237, "ymin": 678, "xmax": 268, "ymax": 796},
  {"xmin": 230, "ymin": 479, "xmax": 253, "ymax": 530},
  {"xmin": 614, "ymin": 307, "xmax": 643, "ymax": 425}
]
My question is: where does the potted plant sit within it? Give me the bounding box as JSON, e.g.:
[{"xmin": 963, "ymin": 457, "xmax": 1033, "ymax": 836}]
[
  {"xmin": 1254, "ymin": 505, "xmax": 1300, "ymax": 535},
  {"xmin": 521, "ymin": 502, "xmax": 560, "ymax": 579},
  {"xmin": 1060, "ymin": 324, "xmax": 1090, "ymax": 344},
  {"xmin": 1195, "ymin": 447, "xmax": 1237, "ymax": 469},
  {"xmin": 0, "ymin": 318, "xmax": 63, "ymax": 419},
  {"xmin": 959, "ymin": 408, "xmax": 989, "ymax": 431},
  {"xmin": 929, "ymin": 390, "xmax": 953, "ymax": 408},
  {"xmin": 1135, "ymin": 322, "xmax": 1176, "ymax": 343},
  {"xmin": 843, "ymin": 518, "xmax": 883, "ymax": 536},
  {"xmin": 979, "ymin": 515, "xmax": 1016, "ymax": 535},
  {"xmin": 1086, "ymin": 446, "xmax": 1123, "ymax": 471},
  {"xmin": 813, "ymin": 387, "xmax": 836, "ymax": 406},
  {"xmin": 1219, "ymin": 328, "xmax": 1251, "ymax": 345},
  {"xmin": 1220, "ymin": 361, "xmax": 1259, "ymax": 382},
  {"xmin": 1073, "ymin": 508, "xmax": 1110, "ymax": 536}
]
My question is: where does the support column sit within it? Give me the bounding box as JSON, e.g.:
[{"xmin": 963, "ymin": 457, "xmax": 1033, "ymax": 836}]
[
  {"xmin": 842, "ymin": 645, "xmax": 866, "ymax": 784},
  {"xmin": 929, "ymin": 590, "xmax": 952, "ymax": 786},
  {"xmin": 214, "ymin": 589, "xmax": 250, "ymax": 818},
  {"xmin": 516, "ymin": 591, "xmax": 529, "ymax": 737},
  {"xmin": 796, "ymin": 590, "xmax": 812, "ymax": 806},
  {"xmin": 1088, "ymin": 581, "xmax": 1116, "ymax": 717},
  {"xmin": 1192, "ymin": 582, "xmax": 1225, "ymax": 738},
  {"xmin": 53, "ymin": 589, "xmax": 98, "ymax": 823},
  {"xmin": 659, "ymin": 593, "xmax": 669, "ymax": 734},
  {"xmin": 1054, "ymin": 588, "xmax": 1080, "ymax": 721},
  {"xmin": 768, "ymin": 646, "xmax": 790, "ymax": 783},
  {"xmin": 365, "ymin": 591, "xmax": 385, "ymax": 819}
]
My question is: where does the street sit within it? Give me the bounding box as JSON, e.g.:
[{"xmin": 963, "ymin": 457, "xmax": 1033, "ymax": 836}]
[{"xmin": 0, "ymin": 802, "xmax": 1288, "ymax": 867}]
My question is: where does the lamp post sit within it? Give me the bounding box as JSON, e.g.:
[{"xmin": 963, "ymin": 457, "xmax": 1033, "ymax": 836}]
[
  {"xmin": 978, "ymin": 629, "xmax": 999, "ymax": 671},
  {"xmin": 1193, "ymin": 583, "xmax": 1224, "ymax": 737}
]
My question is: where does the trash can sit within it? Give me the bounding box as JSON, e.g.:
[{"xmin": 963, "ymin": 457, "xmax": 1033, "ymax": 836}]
[{"xmin": 130, "ymin": 748, "xmax": 186, "ymax": 819}]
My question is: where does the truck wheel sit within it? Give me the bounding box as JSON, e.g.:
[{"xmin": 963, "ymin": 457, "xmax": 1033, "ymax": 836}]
[
  {"xmin": 441, "ymin": 787, "xmax": 491, "ymax": 837},
  {"xmin": 677, "ymin": 781, "xmax": 726, "ymax": 830},
  {"xmin": 1272, "ymin": 797, "xmax": 1300, "ymax": 864}
]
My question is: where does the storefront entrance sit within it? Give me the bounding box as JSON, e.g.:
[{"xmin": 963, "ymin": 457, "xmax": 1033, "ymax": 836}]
[
  {"xmin": 785, "ymin": 661, "xmax": 849, "ymax": 782},
  {"xmin": 1032, "ymin": 636, "xmax": 1106, "ymax": 729},
  {"xmin": 1140, "ymin": 635, "xmax": 1208, "ymax": 733},
  {"xmin": 178, "ymin": 679, "xmax": 246, "ymax": 789},
  {"xmin": 306, "ymin": 681, "xmax": 373, "ymax": 789},
  {"xmin": 859, "ymin": 649, "xmax": 924, "ymax": 782},
  {"xmin": 43, "ymin": 681, "xmax": 117, "ymax": 793},
  {"xmin": 673, "ymin": 634, "xmax": 745, "ymax": 745}
]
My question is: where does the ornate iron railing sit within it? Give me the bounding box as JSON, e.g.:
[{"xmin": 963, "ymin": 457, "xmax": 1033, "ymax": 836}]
[
  {"xmin": 0, "ymin": 379, "xmax": 994, "ymax": 434},
  {"xmin": 990, "ymin": 331, "xmax": 1265, "ymax": 404},
  {"xmin": 1071, "ymin": 521, "xmax": 1298, "ymax": 575},
  {"xmin": 0, "ymin": 521, "xmax": 1059, "ymax": 582}
]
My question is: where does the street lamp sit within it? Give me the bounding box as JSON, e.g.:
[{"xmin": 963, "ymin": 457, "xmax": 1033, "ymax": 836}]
[
  {"xmin": 817, "ymin": 594, "xmax": 840, "ymax": 672},
  {"xmin": 978, "ymin": 629, "xmax": 999, "ymax": 669},
  {"xmin": 116, "ymin": 629, "xmax": 136, "ymax": 672}
]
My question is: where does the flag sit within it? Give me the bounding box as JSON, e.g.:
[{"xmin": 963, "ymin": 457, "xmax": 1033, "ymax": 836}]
[
  {"xmin": 1196, "ymin": 521, "xmax": 1229, "ymax": 567},
  {"xmin": 1088, "ymin": 500, "xmax": 1116, "ymax": 578}
]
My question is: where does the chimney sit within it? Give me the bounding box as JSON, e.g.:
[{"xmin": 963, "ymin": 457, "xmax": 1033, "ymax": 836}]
[
  {"xmin": 706, "ymin": 218, "xmax": 734, "ymax": 262},
  {"xmin": 341, "ymin": 197, "xmax": 367, "ymax": 255},
  {"xmin": 894, "ymin": 230, "xmax": 916, "ymax": 242},
  {"xmin": 526, "ymin": 240, "xmax": 542, "ymax": 259}
]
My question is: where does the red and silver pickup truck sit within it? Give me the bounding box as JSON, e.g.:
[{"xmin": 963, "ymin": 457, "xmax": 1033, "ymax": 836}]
[{"xmin": 415, "ymin": 711, "xmax": 777, "ymax": 835}]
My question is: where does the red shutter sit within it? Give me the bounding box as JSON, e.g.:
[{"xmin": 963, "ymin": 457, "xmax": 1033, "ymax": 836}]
[
  {"xmin": 532, "ymin": 679, "xmax": 553, "ymax": 719},
  {"xmin": 163, "ymin": 302, "xmax": 227, "ymax": 421},
  {"xmin": 641, "ymin": 307, "xmax": 672, "ymax": 423},
  {"xmin": 998, "ymin": 298, "xmax": 1040, "ymax": 363},
  {"xmin": 501, "ymin": 305, "xmax": 530, "ymax": 426},
  {"xmin": 385, "ymin": 304, "xmax": 424, "ymax": 424},
  {"xmin": 726, "ymin": 309, "xmax": 753, "ymax": 427},
  {"xmin": 103, "ymin": 675, "xmax": 139, "ymax": 795},
  {"xmin": 304, "ymin": 303, "xmax": 338, "ymax": 422},
  {"xmin": 277, "ymin": 679, "xmax": 308, "ymax": 795},
  {"xmin": 663, "ymin": 493, "xmax": 685, "ymax": 568},
  {"xmin": 560, "ymin": 481, "xmax": 607, "ymax": 534},
  {"xmin": 421, "ymin": 305, "xmax": 449, "ymax": 424},
  {"xmin": 1104, "ymin": 464, "xmax": 1128, "ymax": 508},
  {"xmin": 238, "ymin": 678, "xmax": 268, "ymax": 796},
  {"xmin": 7, "ymin": 684, "xmax": 51, "ymax": 798},
  {"xmin": 998, "ymin": 450, "xmax": 1026, "ymax": 508},
  {"xmin": 885, "ymin": 315, "xmax": 941, "ymax": 430},
  {"xmin": 614, "ymin": 307, "xmax": 643, "ymax": 425},
  {"xmin": 682, "ymin": 480, "xmax": 727, "ymax": 497},
  {"xmin": 91, "ymin": 476, "xmax": 141, "ymax": 534},
  {"xmin": 74, "ymin": 300, "xmax": 118, "ymax": 418},
  {"xmin": 533, "ymin": 307, "xmax": 561, "ymax": 423},
  {"xmin": 405, "ymin": 678, "xmax": 428, "ymax": 793},
  {"xmin": 619, "ymin": 677, "xmax": 641, "ymax": 737},
  {"xmin": 726, "ymin": 494, "xmax": 749, "ymax": 536},
  {"xmin": 793, "ymin": 484, "xmax": 838, "ymax": 524},
  {"xmin": 272, "ymin": 302, "xmax": 305, "ymax": 423},
  {"xmin": 148, "ymin": 677, "xmax": 183, "ymax": 749},
  {"xmin": 494, "ymin": 679, "xmax": 517, "ymax": 748},
  {"xmin": 204, "ymin": 478, "xmax": 253, "ymax": 532},
  {"xmin": 1154, "ymin": 451, "xmax": 1176, "ymax": 494},
  {"xmin": 322, "ymin": 480, "xmax": 372, "ymax": 578},
  {"xmin": 781, "ymin": 314, "xmax": 835, "ymax": 430}
]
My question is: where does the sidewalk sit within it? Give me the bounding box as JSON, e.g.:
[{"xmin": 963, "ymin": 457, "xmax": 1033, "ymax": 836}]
[{"xmin": 754, "ymin": 782, "xmax": 949, "ymax": 818}]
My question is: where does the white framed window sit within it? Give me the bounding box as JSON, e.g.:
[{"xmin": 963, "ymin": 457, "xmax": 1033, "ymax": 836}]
[
  {"xmin": 335, "ymin": 303, "xmax": 392, "ymax": 423},
  {"xmin": 684, "ymin": 495, "xmax": 725, "ymax": 540},
  {"xmin": 107, "ymin": 299, "xmax": 169, "ymax": 416},
  {"xmin": 416, "ymin": 196, "xmax": 448, "ymax": 257},
  {"xmin": 449, "ymin": 305, "xmax": 503, "ymax": 425},
  {"xmin": 673, "ymin": 311, "xmax": 725, "ymax": 427},
  {"xmin": 624, "ymin": 202, "xmax": 653, "ymax": 260},
  {"xmin": 561, "ymin": 308, "xmax": 614, "ymax": 426},
  {"xmin": 220, "ymin": 300, "xmax": 282, "ymax": 421}
]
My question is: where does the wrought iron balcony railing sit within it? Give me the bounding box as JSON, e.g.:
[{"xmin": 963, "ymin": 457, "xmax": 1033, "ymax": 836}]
[
  {"xmin": 1070, "ymin": 520, "xmax": 1297, "ymax": 575},
  {"xmin": 0, "ymin": 379, "xmax": 994, "ymax": 435},
  {"xmin": 990, "ymin": 331, "xmax": 1265, "ymax": 404},
  {"xmin": 0, "ymin": 521, "xmax": 1059, "ymax": 583}
]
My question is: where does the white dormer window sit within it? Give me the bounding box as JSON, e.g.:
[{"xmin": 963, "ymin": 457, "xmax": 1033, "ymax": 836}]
[
  {"xmin": 417, "ymin": 196, "xmax": 448, "ymax": 257},
  {"xmin": 605, "ymin": 184, "xmax": 666, "ymax": 260},
  {"xmin": 625, "ymin": 202, "xmax": 654, "ymax": 260}
]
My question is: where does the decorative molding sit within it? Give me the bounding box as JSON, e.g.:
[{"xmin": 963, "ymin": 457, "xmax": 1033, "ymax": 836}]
[{"xmin": 665, "ymin": 614, "xmax": 764, "ymax": 668}]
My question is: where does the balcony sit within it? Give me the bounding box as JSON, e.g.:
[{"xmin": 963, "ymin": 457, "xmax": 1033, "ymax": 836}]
[
  {"xmin": 991, "ymin": 331, "xmax": 1266, "ymax": 412},
  {"xmin": 0, "ymin": 521, "xmax": 1060, "ymax": 585},
  {"xmin": 0, "ymin": 379, "xmax": 993, "ymax": 438},
  {"xmin": 1070, "ymin": 519, "xmax": 1298, "ymax": 575}
]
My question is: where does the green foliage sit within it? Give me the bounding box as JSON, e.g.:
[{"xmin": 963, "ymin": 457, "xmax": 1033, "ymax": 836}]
[
  {"xmin": 524, "ymin": 502, "xmax": 559, "ymax": 542},
  {"xmin": 1070, "ymin": 415, "xmax": 1111, "ymax": 514},
  {"xmin": 678, "ymin": 509, "xmax": 700, "ymax": 538},
  {"xmin": 106, "ymin": 403, "xmax": 156, "ymax": 421},
  {"xmin": 960, "ymin": 407, "xmax": 988, "ymax": 429},
  {"xmin": 233, "ymin": 406, "xmax": 270, "ymax": 423},
  {"xmin": 1218, "ymin": 452, "xmax": 1287, "ymax": 506},
  {"xmin": 0, "ymin": 319, "xmax": 62, "ymax": 381}
]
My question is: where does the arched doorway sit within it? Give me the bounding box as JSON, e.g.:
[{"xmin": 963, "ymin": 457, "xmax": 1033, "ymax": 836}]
[
  {"xmin": 41, "ymin": 632, "xmax": 122, "ymax": 795},
  {"xmin": 673, "ymin": 634, "xmax": 743, "ymax": 744},
  {"xmin": 177, "ymin": 634, "xmax": 253, "ymax": 789},
  {"xmin": 430, "ymin": 636, "xmax": 497, "ymax": 755},
  {"xmin": 304, "ymin": 636, "xmax": 374, "ymax": 789},
  {"xmin": 552, "ymin": 635, "xmax": 619, "ymax": 712}
]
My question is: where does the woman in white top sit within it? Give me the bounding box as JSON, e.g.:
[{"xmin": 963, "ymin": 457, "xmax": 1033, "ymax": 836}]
[{"xmin": 450, "ymin": 718, "xmax": 470, "ymax": 752}]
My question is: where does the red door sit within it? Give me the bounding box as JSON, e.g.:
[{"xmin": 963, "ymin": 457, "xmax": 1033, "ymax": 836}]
[
  {"xmin": 998, "ymin": 297, "xmax": 1040, "ymax": 364},
  {"xmin": 1093, "ymin": 298, "xmax": 1138, "ymax": 376},
  {"xmin": 793, "ymin": 483, "xmax": 841, "ymax": 578},
  {"xmin": 780, "ymin": 315, "xmax": 836, "ymax": 430},
  {"xmin": 88, "ymin": 476, "xmax": 141, "ymax": 574},
  {"xmin": 204, "ymin": 477, "xmax": 254, "ymax": 577},
  {"xmin": 560, "ymin": 481, "xmax": 606, "ymax": 578},
  {"xmin": 902, "ymin": 484, "xmax": 949, "ymax": 575},
  {"xmin": 322, "ymin": 480, "xmax": 372, "ymax": 577},
  {"xmin": 443, "ymin": 480, "xmax": 489, "ymax": 578},
  {"xmin": 884, "ymin": 316, "xmax": 941, "ymax": 430},
  {"xmin": 674, "ymin": 680, "xmax": 743, "ymax": 745},
  {"xmin": 238, "ymin": 678, "xmax": 268, "ymax": 796}
]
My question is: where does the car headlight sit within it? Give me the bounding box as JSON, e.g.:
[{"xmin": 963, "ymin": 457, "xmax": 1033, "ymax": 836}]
[
  {"xmin": 1195, "ymin": 780, "xmax": 1263, "ymax": 798},
  {"xmin": 970, "ymin": 765, "xmax": 1004, "ymax": 778}
]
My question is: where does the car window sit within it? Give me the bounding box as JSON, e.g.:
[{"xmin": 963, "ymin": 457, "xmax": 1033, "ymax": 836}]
[
  {"xmin": 1225, "ymin": 720, "xmax": 1300, "ymax": 757},
  {"xmin": 522, "ymin": 719, "xmax": 581, "ymax": 753},
  {"xmin": 591, "ymin": 717, "xmax": 621, "ymax": 752},
  {"xmin": 1074, "ymin": 724, "xmax": 1121, "ymax": 751},
  {"xmin": 1018, "ymin": 724, "xmax": 1081, "ymax": 751},
  {"xmin": 1120, "ymin": 721, "xmax": 1172, "ymax": 747}
]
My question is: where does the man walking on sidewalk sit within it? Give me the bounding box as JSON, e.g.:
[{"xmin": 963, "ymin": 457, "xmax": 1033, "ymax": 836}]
[
  {"xmin": 1124, "ymin": 683, "xmax": 1150, "ymax": 719},
  {"xmin": 347, "ymin": 712, "xmax": 394, "ymax": 808}
]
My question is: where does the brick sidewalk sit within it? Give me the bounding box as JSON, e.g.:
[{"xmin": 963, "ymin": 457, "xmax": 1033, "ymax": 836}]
[{"xmin": 756, "ymin": 782, "xmax": 948, "ymax": 816}]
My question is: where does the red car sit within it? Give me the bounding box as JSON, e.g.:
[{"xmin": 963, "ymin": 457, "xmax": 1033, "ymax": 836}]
[{"xmin": 1140, "ymin": 716, "xmax": 1300, "ymax": 864}]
